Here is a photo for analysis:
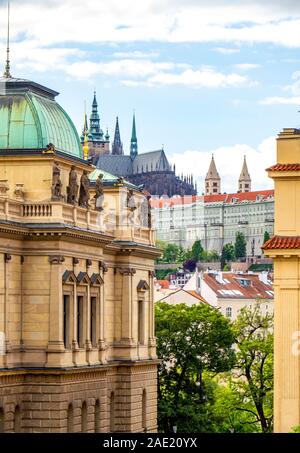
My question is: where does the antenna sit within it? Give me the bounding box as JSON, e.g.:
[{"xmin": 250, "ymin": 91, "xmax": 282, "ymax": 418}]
[{"xmin": 3, "ymin": 0, "xmax": 11, "ymax": 78}]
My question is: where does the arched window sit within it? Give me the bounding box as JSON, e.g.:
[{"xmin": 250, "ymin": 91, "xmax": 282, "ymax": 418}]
[
  {"xmin": 142, "ymin": 390, "xmax": 147, "ymax": 432},
  {"xmin": 0, "ymin": 407, "xmax": 4, "ymax": 433},
  {"xmin": 81, "ymin": 401, "xmax": 88, "ymax": 433},
  {"xmin": 67, "ymin": 403, "xmax": 74, "ymax": 433},
  {"xmin": 94, "ymin": 399, "xmax": 100, "ymax": 433},
  {"xmin": 14, "ymin": 405, "xmax": 21, "ymax": 433},
  {"xmin": 110, "ymin": 392, "xmax": 115, "ymax": 432}
]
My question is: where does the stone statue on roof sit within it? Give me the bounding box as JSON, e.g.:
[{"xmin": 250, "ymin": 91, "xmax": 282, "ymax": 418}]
[
  {"xmin": 79, "ymin": 170, "xmax": 90, "ymax": 208},
  {"xmin": 94, "ymin": 173, "xmax": 104, "ymax": 211},
  {"xmin": 67, "ymin": 166, "xmax": 79, "ymax": 205},
  {"xmin": 51, "ymin": 162, "xmax": 62, "ymax": 200}
]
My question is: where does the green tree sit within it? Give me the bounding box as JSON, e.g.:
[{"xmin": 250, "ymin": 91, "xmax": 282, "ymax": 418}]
[
  {"xmin": 232, "ymin": 302, "xmax": 274, "ymax": 432},
  {"xmin": 155, "ymin": 302, "xmax": 236, "ymax": 433},
  {"xmin": 263, "ymin": 231, "xmax": 270, "ymax": 244},
  {"xmin": 235, "ymin": 232, "xmax": 247, "ymax": 259},
  {"xmin": 221, "ymin": 243, "xmax": 235, "ymax": 270},
  {"xmin": 191, "ymin": 239, "xmax": 204, "ymax": 261}
]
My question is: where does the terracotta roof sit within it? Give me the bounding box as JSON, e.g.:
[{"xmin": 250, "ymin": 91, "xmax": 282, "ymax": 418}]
[
  {"xmin": 266, "ymin": 163, "xmax": 300, "ymax": 172},
  {"xmin": 159, "ymin": 288, "xmax": 207, "ymax": 303},
  {"xmin": 150, "ymin": 189, "xmax": 274, "ymax": 208},
  {"xmin": 156, "ymin": 280, "xmax": 170, "ymax": 289},
  {"xmin": 262, "ymin": 235, "xmax": 300, "ymax": 250},
  {"xmin": 203, "ymin": 272, "xmax": 273, "ymax": 300},
  {"xmin": 186, "ymin": 290, "xmax": 207, "ymax": 303}
]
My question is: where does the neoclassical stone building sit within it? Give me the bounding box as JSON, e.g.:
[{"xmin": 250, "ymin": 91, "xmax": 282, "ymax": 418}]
[
  {"xmin": 0, "ymin": 74, "xmax": 159, "ymax": 432},
  {"xmin": 263, "ymin": 128, "xmax": 300, "ymax": 432}
]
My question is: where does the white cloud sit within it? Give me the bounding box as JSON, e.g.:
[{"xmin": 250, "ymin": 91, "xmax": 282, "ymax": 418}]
[
  {"xmin": 112, "ymin": 50, "xmax": 159, "ymax": 59},
  {"xmin": 234, "ymin": 63, "xmax": 261, "ymax": 71},
  {"xmin": 260, "ymin": 96, "xmax": 300, "ymax": 105},
  {"xmin": 213, "ymin": 47, "xmax": 240, "ymax": 54},
  {"xmin": 169, "ymin": 136, "xmax": 275, "ymax": 194},
  {"xmin": 143, "ymin": 67, "xmax": 254, "ymax": 88},
  {"xmin": 2, "ymin": 1, "xmax": 300, "ymax": 48}
]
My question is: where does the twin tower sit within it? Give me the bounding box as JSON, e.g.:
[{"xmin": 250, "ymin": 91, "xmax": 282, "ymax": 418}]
[{"xmin": 205, "ymin": 155, "xmax": 251, "ymax": 195}]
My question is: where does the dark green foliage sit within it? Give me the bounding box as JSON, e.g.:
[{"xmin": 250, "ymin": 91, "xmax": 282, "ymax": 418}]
[
  {"xmin": 221, "ymin": 243, "xmax": 235, "ymax": 269},
  {"xmin": 235, "ymin": 232, "xmax": 247, "ymax": 259},
  {"xmin": 156, "ymin": 302, "xmax": 236, "ymax": 433}
]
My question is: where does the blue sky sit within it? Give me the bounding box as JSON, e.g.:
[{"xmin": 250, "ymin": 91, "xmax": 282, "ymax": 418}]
[{"xmin": 2, "ymin": 0, "xmax": 300, "ymax": 193}]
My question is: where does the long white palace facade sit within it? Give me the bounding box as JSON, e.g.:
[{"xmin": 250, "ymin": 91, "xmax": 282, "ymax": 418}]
[{"xmin": 151, "ymin": 156, "xmax": 274, "ymax": 256}]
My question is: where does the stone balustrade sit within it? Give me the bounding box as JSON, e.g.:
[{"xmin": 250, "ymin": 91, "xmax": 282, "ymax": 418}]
[{"xmin": 0, "ymin": 198, "xmax": 155, "ymax": 245}]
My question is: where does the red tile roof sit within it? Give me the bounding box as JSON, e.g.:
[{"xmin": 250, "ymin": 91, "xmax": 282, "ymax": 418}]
[
  {"xmin": 203, "ymin": 272, "xmax": 273, "ymax": 300},
  {"xmin": 266, "ymin": 163, "xmax": 300, "ymax": 172},
  {"xmin": 186, "ymin": 290, "xmax": 207, "ymax": 303},
  {"xmin": 156, "ymin": 280, "xmax": 170, "ymax": 289},
  {"xmin": 262, "ymin": 235, "xmax": 300, "ymax": 250},
  {"xmin": 150, "ymin": 190, "xmax": 274, "ymax": 208}
]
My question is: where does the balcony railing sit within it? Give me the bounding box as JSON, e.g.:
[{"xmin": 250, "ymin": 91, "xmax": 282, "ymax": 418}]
[{"xmin": 0, "ymin": 198, "xmax": 155, "ymax": 246}]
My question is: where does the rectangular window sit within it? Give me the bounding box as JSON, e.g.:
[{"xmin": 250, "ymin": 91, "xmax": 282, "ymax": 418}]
[
  {"xmin": 138, "ymin": 300, "xmax": 144, "ymax": 344},
  {"xmin": 63, "ymin": 295, "xmax": 70, "ymax": 349},
  {"xmin": 77, "ymin": 296, "xmax": 84, "ymax": 348},
  {"xmin": 91, "ymin": 296, "xmax": 97, "ymax": 348}
]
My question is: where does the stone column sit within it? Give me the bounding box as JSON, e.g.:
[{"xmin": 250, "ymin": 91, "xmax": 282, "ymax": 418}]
[{"xmin": 47, "ymin": 255, "xmax": 65, "ymax": 364}]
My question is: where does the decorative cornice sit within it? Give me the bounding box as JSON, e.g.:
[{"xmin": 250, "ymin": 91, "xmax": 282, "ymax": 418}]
[
  {"xmin": 86, "ymin": 259, "xmax": 92, "ymax": 267},
  {"xmin": 115, "ymin": 267, "xmax": 136, "ymax": 276},
  {"xmin": 73, "ymin": 257, "xmax": 79, "ymax": 265},
  {"xmin": 49, "ymin": 255, "xmax": 65, "ymax": 264}
]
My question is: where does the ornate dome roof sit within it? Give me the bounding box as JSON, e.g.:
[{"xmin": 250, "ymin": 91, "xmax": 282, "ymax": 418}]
[{"xmin": 0, "ymin": 77, "xmax": 83, "ymax": 159}]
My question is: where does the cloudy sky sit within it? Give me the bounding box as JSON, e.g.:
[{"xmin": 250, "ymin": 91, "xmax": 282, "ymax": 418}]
[{"xmin": 1, "ymin": 0, "xmax": 300, "ymax": 193}]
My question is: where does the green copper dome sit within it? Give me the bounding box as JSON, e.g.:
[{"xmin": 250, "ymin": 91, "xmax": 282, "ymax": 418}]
[{"xmin": 0, "ymin": 78, "xmax": 83, "ymax": 159}]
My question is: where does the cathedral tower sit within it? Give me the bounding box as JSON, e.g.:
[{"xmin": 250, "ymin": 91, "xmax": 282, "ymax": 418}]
[
  {"xmin": 130, "ymin": 113, "xmax": 138, "ymax": 160},
  {"xmin": 238, "ymin": 156, "xmax": 251, "ymax": 192},
  {"xmin": 205, "ymin": 154, "xmax": 221, "ymax": 195},
  {"xmin": 112, "ymin": 116, "xmax": 123, "ymax": 155},
  {"xmin": 81, "ymin": 92, "xmax": 110, "ymax": 157}
]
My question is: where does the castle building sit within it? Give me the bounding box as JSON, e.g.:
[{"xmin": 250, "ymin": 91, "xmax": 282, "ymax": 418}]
[
  {"xmin": 84, "ymin": 99, "xmax": 196, "ymax": 197},
  {"xmin": 0, "ymin": 63, "xmax": 159, "ymax": 431},
  {"xmin": 263, "ymin": 128, "xmax": 300, "ymax": 432},
  {"xmin": 152, "ymin": 156, "xmax": 273, "ymax": 255},
  {"xmin": 152, "ymin": 190, "xmax": 274, "ymax": 255}
]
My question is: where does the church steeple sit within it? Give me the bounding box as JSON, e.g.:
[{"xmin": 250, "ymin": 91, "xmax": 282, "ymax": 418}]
[
  {"xmin": 3, "ymin": 0, "xmax": 11, "ymax": 79},
  {"xmin": 89, "ymin": 91, "xmax": 103, "ymax": 142},
  {"xmin": 238, "ymin": 155, "xmax": 251, "ymax": 192},
  {"xmin": 130, "ymin": 113, "xmax": 138, "ymax": 160},
  {"xmin": 112, "ymin": 116, "xmax": 123, "ymax": 155},
  {"xmin": 205, "ymin": 154, "xmax": 221, "ymax": 195}
]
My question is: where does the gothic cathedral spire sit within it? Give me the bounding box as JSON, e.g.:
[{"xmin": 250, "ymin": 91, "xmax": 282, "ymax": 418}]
[
  {"xmin": 205, "ymin": 154, "xmax": 221, "ymax": 195},
  {"xmin": 238, "ymin": 155, "xmax": 251, "ymax": 192},
  {"xmin": 89, "ymin": 91, "xmax": 103, "ymax": 142},
  {"xmin": 130, "ymin": 112, "xmax": 138, "ymax": 160},
  {"xmin": 112, "ymin": 116, "xmax": 123, "ymax": 155}
]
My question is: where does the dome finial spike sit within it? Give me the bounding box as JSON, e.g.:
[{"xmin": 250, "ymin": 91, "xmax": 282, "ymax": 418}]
[{"xmin": 3, "ymin": 0, "xmax": 12, "ymax": 79}]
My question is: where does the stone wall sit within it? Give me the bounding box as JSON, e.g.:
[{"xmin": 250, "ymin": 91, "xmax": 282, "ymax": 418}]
[{"xmin": 0, "ymin": 363, "xmax": 158, "ymax": 433}]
